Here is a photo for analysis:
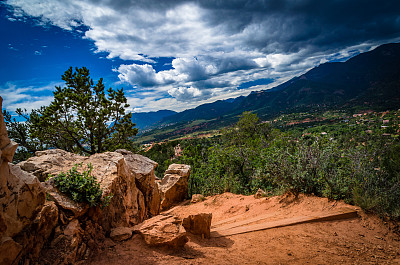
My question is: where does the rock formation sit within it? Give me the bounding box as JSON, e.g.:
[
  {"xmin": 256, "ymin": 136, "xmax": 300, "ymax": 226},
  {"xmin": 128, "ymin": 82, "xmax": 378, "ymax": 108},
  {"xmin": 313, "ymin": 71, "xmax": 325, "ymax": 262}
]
[
  {"xmin": 0, "ymin": 96, "xmax": 57, "ymax": 265},
  {"xmin": 0, "ymin": 96, "xmax": 194, "ymax": 264},
  {"xmin": 18, "ymin": 149, "xmax": 161, "ymax": 231},
  {"xmin": 158, "ymin": 164, "xmax": 191, "ymax": 210},
  {"xmin": 115, "ymin": 149, "xmax": 161, "ymax": 217}
]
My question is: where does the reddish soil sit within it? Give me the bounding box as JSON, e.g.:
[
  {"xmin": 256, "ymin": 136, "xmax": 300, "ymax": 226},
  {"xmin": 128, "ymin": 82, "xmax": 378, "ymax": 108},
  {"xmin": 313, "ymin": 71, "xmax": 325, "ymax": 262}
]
[{"xmin": 88, "ymin": 193, "xmax": 400, "ymax": 265}]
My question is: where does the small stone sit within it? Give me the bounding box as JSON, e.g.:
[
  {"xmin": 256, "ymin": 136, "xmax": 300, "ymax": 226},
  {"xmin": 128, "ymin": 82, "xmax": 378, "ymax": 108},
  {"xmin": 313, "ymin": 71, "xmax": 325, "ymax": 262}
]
[
  {"xmin": 254, "ymin": 188, "xmax": 267, "ymax": 199},
  {"xmin": 110, "ymin": 227, "xmax": 133, "ymax": 242},
  {"xmin": 191, "ymin": 194, "xmax": 205, "ymax": 203}
]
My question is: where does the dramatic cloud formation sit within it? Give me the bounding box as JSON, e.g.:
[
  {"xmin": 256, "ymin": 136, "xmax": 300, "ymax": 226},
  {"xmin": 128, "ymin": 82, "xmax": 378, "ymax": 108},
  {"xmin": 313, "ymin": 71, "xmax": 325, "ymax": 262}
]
[{"xmin": 5, "ymin": 0, "xmax": 400, "ymax": 112}]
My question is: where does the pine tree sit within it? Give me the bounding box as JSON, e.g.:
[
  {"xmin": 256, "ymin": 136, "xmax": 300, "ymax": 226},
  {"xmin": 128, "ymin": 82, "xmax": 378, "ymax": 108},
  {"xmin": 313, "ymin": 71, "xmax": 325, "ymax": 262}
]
[{"xmin": 10, "ymin": 67, "xmax": 138, "ymax": 156}]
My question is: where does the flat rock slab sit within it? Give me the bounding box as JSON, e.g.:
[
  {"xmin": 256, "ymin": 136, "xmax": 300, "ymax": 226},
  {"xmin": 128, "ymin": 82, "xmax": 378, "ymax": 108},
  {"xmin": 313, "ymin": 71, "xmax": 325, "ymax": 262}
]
[
  {"xmin": 211, "ymin": 208, "xmax": 358, "ymax": 238},
  {"xmin": 212, "ymin": 212, "xmax": 277, "ymax": 231}
]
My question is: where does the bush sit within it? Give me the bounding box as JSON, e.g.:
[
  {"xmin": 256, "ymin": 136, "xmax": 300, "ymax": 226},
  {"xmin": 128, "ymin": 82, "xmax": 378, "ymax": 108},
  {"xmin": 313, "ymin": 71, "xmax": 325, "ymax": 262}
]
[{"xmin": 53, "ymin": 163, "xmax": 112, "ymax": 207}]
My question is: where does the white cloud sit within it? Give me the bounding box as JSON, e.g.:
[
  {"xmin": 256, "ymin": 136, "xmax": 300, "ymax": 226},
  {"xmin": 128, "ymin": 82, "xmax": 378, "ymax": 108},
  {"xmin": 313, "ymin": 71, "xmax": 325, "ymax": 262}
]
[
  {"xmin": 168, "ymin": 86, "xmax": 204, "ymax": 101},
  {"xmin": 0, "ymin": 82, "xmax": 60, "ymax": 113}
]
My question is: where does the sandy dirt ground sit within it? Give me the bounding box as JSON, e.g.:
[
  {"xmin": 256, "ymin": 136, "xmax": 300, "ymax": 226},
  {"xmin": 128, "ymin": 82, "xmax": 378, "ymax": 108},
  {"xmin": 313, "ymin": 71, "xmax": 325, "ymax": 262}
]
[{"xmin": 88, "ymin": 193, "xmax": 400, "ymax": 265}]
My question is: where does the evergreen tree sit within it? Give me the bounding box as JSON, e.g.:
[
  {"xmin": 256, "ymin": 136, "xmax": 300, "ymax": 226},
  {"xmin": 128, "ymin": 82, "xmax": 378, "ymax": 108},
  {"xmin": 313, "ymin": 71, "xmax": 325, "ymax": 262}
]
[{"xmin": 5, "ymin": 67, "xmax": 138, "ymax": 157}]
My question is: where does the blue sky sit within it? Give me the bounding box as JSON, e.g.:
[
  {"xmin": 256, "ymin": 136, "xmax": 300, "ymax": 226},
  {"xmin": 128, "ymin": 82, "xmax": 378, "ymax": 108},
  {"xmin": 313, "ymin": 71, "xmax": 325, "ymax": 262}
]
[{"xmin": 1, "ymin": 0, "xmax": 400, "ymax": 115}]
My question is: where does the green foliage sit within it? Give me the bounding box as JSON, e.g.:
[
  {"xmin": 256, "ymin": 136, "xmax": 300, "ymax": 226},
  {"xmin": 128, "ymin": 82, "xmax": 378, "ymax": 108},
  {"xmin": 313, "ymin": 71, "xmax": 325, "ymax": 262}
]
[
  {"xmin": 4, "ymin": 67, "xmax": 138, "ymax": 160},
  {"xmin": 2, "ymin": 109, "xmax": 44, "ymax": 163},
  {"xmin": 132, "ymin": 110, "xmax": 400, "ymax": 219},
  {"xmin": 175, "ymin": 110, "xmax": 400, "ymax": 219},
  {"xmin": 53, "ymin": 163, "xmax": 112, "ymax": 207}
]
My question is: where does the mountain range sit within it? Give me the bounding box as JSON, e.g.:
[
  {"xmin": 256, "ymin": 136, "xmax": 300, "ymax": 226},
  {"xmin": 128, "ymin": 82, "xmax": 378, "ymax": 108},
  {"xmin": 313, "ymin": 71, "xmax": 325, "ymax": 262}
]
[
  {"xmin": 130, "ymin": 110, "xmax": 177, "ymax": 131},
  {"xmin": 133, "ymin": 43, "xmax": 400, "ymax": 132}
]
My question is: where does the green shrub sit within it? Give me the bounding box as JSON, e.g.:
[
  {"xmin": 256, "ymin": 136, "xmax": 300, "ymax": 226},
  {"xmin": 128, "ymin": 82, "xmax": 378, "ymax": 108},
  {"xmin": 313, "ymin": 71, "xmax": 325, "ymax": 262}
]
[{"xmin": 53, "ymin": 163, "xmax": 112, "ymax": 207}]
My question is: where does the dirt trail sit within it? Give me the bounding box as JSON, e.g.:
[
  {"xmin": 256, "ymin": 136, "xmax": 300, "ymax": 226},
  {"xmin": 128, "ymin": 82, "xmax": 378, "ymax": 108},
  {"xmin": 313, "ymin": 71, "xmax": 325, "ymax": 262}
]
[{"xmin": 88, "ymin": 193, "xmax": 400, "ymax": 265}]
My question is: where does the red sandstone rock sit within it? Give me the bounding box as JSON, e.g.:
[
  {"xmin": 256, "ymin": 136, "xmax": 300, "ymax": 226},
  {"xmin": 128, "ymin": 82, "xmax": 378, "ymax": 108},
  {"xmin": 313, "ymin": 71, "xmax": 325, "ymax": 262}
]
[
  {"xmin": 133, "ymin": 215, "xmax": 188, "ymax": 248},
  {"xmin": 182, "ymin": 213, "xmax": 212, "ymax": 238}
]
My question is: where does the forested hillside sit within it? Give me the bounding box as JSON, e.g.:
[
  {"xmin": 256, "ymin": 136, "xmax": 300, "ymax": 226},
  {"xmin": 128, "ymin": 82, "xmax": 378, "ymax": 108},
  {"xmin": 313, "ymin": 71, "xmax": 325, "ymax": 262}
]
[{"xmin": 142, "ymin": 110, "xmax": 400, "ymax": 219}]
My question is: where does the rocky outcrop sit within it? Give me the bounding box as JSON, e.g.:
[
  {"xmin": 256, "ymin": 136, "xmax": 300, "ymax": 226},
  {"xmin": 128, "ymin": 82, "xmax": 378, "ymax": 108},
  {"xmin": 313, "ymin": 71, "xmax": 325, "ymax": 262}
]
[
  {"xmin": 133, "ymin": 215, "xmax": 188, "ymax": 248},
  {"xmin": 18, "ymin": 149, "xmax": 161, "ymax": 231},
  {"xmin": 115, "ymin": 149, "xmax": 161, "ymax": 217},
  {"xmin": 10, "ymin": 148, "xmax": 190, "ymax": 263},
  {"xmin": 18, "ymin": 149, "xmax": 82, "ymax": 182},
  {"xmin": 159, "ymin": 164, "xmax": 191, "ymax": 210},
  {"xmin": 0, "ymin": 96, "xmax": 50, "ymax": 265},
  {"xmin": 182, "ymin": 213, "xmax": 212, "ymax": 238}
]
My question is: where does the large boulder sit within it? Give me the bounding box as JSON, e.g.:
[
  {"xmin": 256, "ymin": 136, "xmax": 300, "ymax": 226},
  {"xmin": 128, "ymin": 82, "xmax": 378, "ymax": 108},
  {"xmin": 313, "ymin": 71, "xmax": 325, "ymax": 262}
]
[
  {"xmin": 115, "ymin": 149, "xmax": 161, "ymax": 217},
  {"xmin": 159, "ymin": 164, "xmax": 191, "ymax": 210},
  {"xmin": 133, "ymin": 214, "xmax": 188, "ymax": 248}
]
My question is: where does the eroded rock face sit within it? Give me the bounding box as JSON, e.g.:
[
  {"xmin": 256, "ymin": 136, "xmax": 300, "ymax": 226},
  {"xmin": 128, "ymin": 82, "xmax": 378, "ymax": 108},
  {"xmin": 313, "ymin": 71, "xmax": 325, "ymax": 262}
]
[
  {"xmin": 14, "ymin": 201, "xmax": 59, "ymax": 260},
  {"xmin": 1, "ymin": 164, "xmax": 46, "ymax": 238},
  {"xmin": 0, "ymin": 96, "xmax": 48, "ymax": 265},
  {"xmin": 133, "ymin": 215, "xmax": 188, "ymax": 248},
  {"xmin": 115, "ymin": 149, "xmax": 161, "ymax": 217},
  {"xmin": 18, "ymin": 150, "xmax": 144, "ymax": 231},
  {"xmin": 18, "ymin": 149, "xmax": 83, "ymax": 182},
  {"xmin": 159, "ymin": 164, "xmax": 191, "ymax": 210},
  {"xmin": 0, "ymin": 237, "xmax": 22, "ymax": 265},
  {"xmin": 17, "ymin": 148, "xmax": 163, "ymax": 232},
  {"xmin": 182, "ymin": 213, "xmax": 212, "ymax": 238}
]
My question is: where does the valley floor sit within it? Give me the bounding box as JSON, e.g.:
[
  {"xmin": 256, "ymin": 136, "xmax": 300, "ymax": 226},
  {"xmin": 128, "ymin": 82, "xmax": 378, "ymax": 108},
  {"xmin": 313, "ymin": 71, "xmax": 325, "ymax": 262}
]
[{"xmin": 88, "ymin": 193, "xmax": 400, "ymax": 265}]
